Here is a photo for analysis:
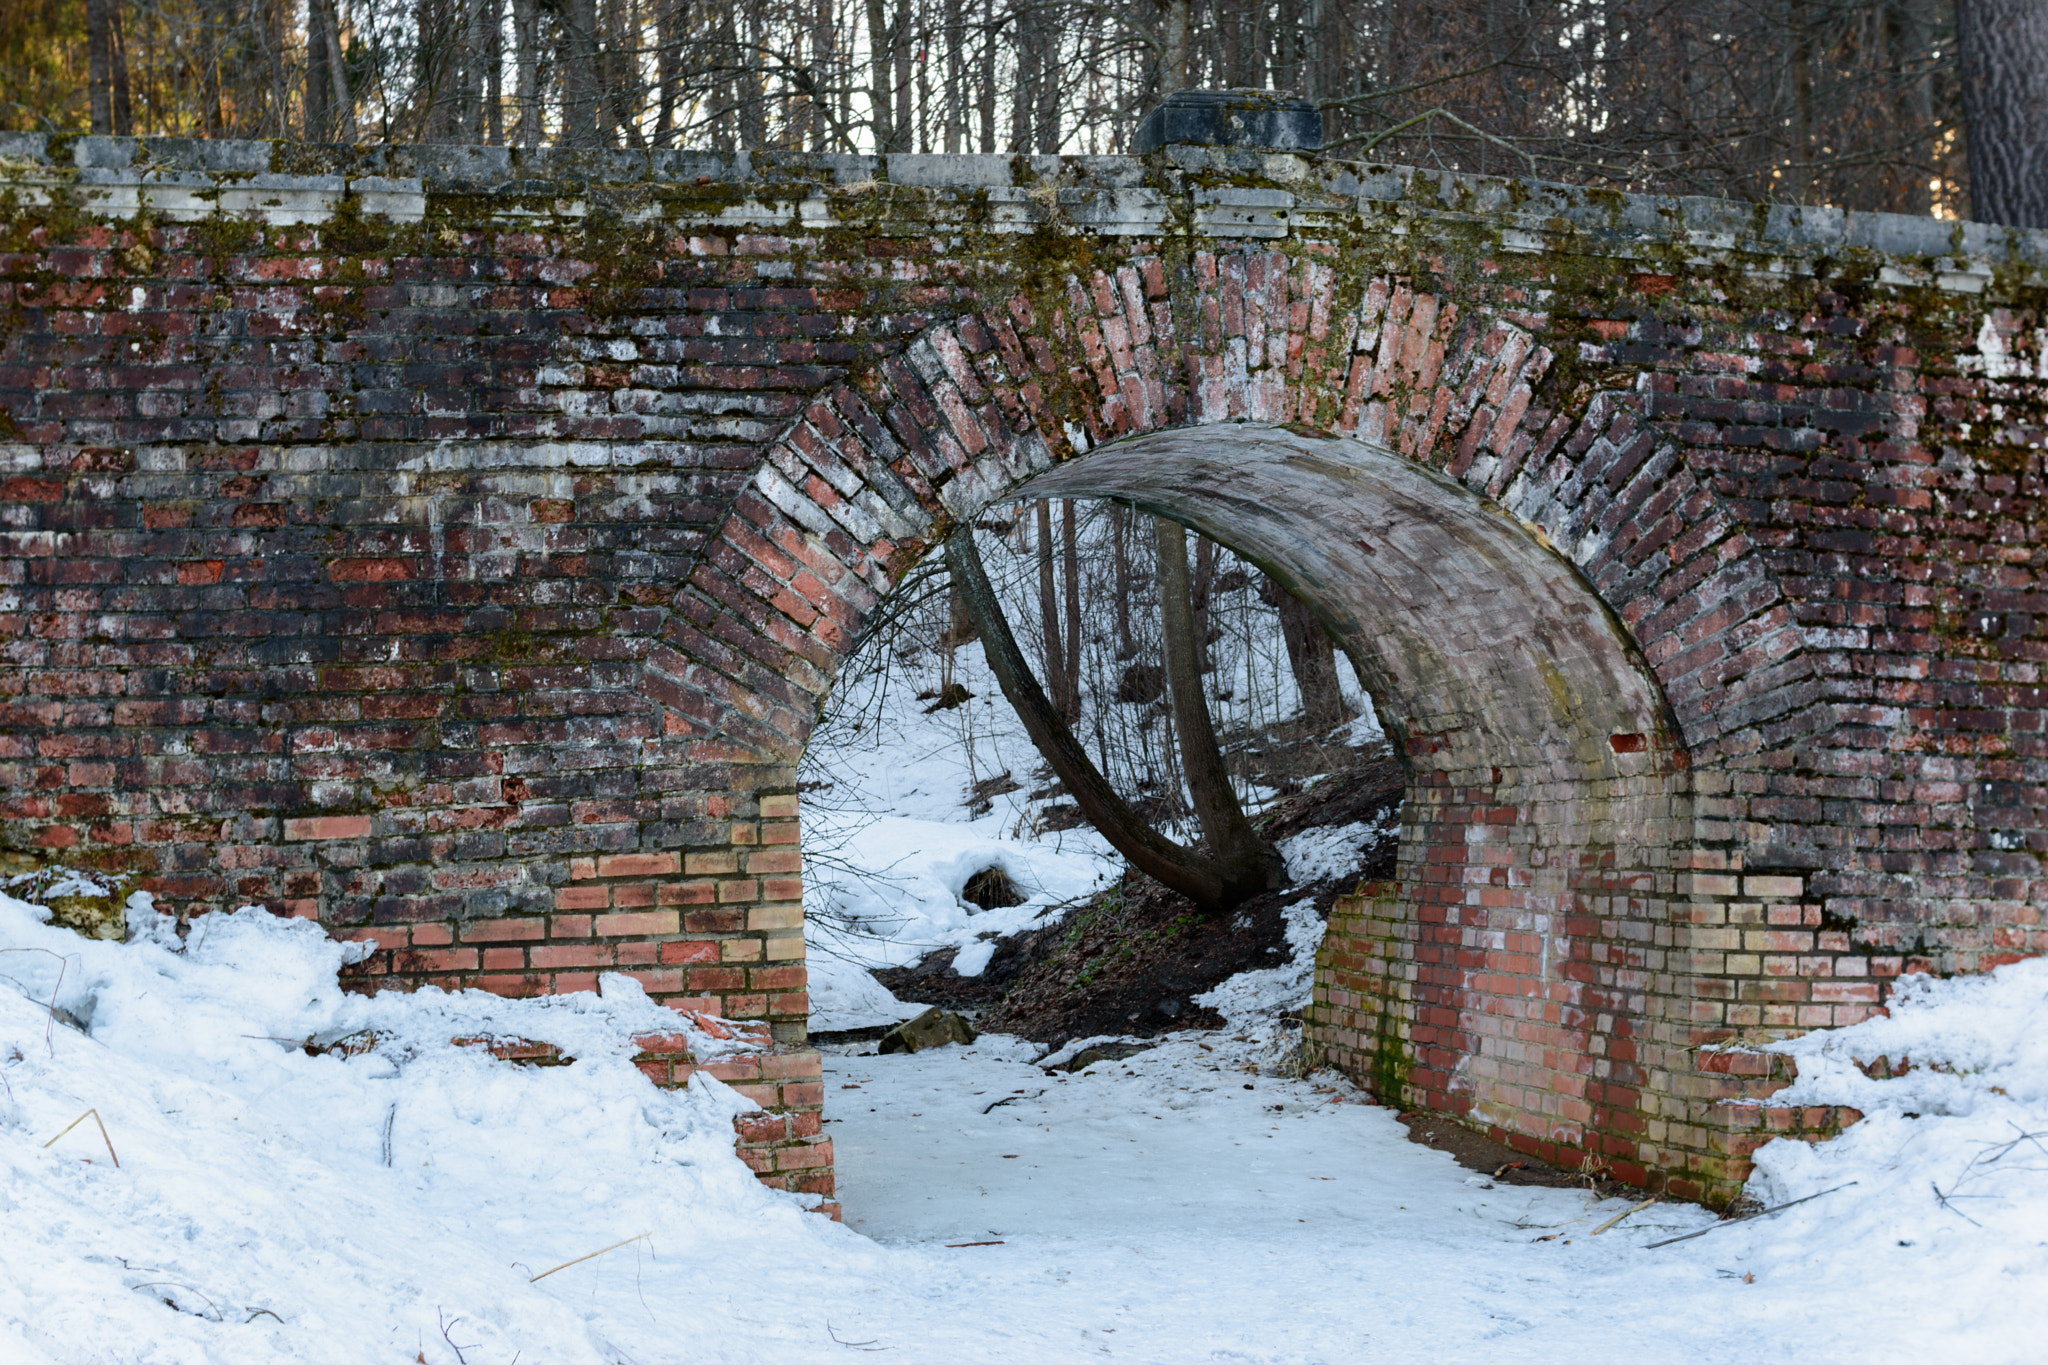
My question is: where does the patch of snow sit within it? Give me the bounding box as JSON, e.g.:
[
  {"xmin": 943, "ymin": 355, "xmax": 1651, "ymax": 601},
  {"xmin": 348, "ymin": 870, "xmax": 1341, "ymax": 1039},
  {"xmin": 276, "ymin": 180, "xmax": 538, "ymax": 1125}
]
[
  {"xmin": 1193, "ymin": 895, "xmax": 1326, "ymax": 1027},
  {"xmin": 951, "ymin": 938, "xmax": 1000, "ymax": 978},
  {"xmin": 804, "ymin": 811, "xmax": 1116, "ymax": 976},
  {"xmin": 0, "ymin": 892, "xmax": 872, "ymax": 1365},
  {"xmin": 1709, "ymin": 957, "xmax": 2048, "ymax": 1307},
  {"xmin": 1278, "ymin": 815, "xmax": 1396, "ymax": 886},
  {"xmin": 803, "ymin": 952, "xmax": 928, "ymax": 1034},
  {"xmin": 1033, "ymin": 1033, "xmax": 1156, "ymax": 1071}
]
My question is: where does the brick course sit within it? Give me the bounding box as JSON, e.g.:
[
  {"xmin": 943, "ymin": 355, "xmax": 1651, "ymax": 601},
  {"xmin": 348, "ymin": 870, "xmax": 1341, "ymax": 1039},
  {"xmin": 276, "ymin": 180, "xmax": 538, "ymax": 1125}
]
[{"xmin": 3, "ymin": 135, "xmax": 2046, "ymax": 1205}]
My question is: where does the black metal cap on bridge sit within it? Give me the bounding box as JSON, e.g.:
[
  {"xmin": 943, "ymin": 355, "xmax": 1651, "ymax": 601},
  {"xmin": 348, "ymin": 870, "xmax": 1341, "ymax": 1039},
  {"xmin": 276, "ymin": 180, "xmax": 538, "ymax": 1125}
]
[{"xmin": 1132, "ymin": 89, "xmax": 1323, "ymax": 154}]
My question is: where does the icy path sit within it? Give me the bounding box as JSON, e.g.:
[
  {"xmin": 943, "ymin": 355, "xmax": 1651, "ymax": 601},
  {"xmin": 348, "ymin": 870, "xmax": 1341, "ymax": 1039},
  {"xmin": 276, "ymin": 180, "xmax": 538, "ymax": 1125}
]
[{"xmin": 819, "ymin": 1031, "xmax": 2040, "ymax": 1364}]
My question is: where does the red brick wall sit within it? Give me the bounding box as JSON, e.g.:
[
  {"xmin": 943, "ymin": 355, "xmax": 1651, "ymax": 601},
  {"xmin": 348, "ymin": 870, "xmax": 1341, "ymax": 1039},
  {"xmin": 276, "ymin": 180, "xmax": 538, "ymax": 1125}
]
[{"xmin": 2, "ymin": 135, "xmax": 2044, "ymax": 1203}]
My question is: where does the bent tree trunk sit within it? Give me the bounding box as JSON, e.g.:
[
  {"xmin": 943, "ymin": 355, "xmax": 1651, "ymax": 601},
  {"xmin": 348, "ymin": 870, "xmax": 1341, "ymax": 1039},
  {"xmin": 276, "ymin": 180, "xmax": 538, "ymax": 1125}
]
[
  {"xmin": 945, "ymin": 528, "xmax": 1278, "ymax": 915},
  {"xmin": 1153, "ymin": 518, "xmax": 1287, "ymax": 897}
]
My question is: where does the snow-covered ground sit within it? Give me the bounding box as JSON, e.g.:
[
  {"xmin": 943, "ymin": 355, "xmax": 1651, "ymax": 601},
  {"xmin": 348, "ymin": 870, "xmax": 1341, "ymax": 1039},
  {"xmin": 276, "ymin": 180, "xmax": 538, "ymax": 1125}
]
[
  {"xmin": 4, "ymin": 520, "xmax": 2045, "ymax": 1359},
  {"xmin": 5, "ymin": 881, "xmax": 2046, "ymax": 1362}
]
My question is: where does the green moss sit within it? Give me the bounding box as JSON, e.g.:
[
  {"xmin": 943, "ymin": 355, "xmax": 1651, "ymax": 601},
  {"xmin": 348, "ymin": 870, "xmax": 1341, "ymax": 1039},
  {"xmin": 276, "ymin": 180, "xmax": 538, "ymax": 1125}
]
[{"xmin": 1372, "ymin": 994, "xmax": 1411, "ymax": 1104}]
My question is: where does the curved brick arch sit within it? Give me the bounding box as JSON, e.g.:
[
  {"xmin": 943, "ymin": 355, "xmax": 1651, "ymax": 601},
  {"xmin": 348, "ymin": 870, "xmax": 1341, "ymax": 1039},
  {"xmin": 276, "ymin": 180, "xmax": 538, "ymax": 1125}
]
[{"xmin": 669, "ymin": 252, "xmax": 1814, "ymax": 1198}]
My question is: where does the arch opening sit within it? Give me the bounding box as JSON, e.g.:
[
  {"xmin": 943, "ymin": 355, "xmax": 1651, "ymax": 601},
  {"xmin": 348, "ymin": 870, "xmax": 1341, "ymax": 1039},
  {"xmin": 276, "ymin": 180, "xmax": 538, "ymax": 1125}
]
[{"xmin": 863, "ymin": 421, "xmax": 1695, "ymax": 1173}]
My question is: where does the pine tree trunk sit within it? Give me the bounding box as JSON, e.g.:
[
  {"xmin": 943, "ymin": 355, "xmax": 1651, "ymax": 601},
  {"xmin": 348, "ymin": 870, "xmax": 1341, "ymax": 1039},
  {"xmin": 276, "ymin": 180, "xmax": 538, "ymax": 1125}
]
[{"xmin": 1957, "ymin": 0, "xmax": 2048, "ymax": 228}]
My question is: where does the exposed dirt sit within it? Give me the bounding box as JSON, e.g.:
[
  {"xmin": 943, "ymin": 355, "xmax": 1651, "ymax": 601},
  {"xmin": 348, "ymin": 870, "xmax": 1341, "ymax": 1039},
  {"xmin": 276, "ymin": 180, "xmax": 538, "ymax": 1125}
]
[
  {"xmin": 873, "ymin": 748, "xmax": 1405, "ymax": 1050},
  {"xmin": 1395, "ymin": 1112, "xmax": 1636, "ymax": 1197}
]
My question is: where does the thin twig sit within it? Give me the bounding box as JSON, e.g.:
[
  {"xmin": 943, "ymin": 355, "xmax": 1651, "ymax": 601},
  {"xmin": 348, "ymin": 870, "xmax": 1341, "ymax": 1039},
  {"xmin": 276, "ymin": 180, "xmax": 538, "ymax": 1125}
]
[
  {"xmin": 1930, "ymin": 1180, "xmax": 1984, "ymax": 1227},
  {"xmin": 131, "ymin": 1281, "xmax": 222, "ymax": 1321},
  {"xmin": 439, "ymin": 1308, "xmax": 476, "ymax": 1364},
  {"xmin": 1336, "ymin": 107, "xmax": 1540, "ymax": 174},
  {"xmin": 0, "ymin": 946, "xmax": 70, "ymax": 1054},
  {"xmin": 42, "ymin": 1107, "xmax": 120, "ymax": 1167},
  {"xmin": 827, "ymin": 1321, "xmax": 888, "ymax": 1350},
  {"xmin": 529, "ymin": 1233, "xmax": 650, "ymax": 1283},
  {"xmin": 1589, "ymin": 1196, "xmax": 1659, "ymax": 1236},
  {"xmin": 1646, "ymin": 1181, "xmax": 1857, "ymax": 1248}
]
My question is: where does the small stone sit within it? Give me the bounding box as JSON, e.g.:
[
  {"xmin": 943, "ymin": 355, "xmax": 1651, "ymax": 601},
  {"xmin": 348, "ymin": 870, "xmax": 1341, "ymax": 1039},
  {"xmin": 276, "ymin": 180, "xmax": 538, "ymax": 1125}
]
[{"xmin": 877, "ymin": 1007, "xmax": 978, "ymax": 1055}]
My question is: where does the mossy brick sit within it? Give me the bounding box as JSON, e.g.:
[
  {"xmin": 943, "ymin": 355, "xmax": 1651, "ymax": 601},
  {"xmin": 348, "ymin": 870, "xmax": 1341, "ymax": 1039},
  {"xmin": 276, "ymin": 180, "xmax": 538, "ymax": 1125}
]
[{"xmin": 4, "ymin": 136, "xmax": 2044, "ymax": 1213}]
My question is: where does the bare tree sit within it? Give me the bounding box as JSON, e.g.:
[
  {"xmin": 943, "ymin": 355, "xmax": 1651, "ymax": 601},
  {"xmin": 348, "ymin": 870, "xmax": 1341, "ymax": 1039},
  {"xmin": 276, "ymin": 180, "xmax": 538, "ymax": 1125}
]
[{"xmin": 946, "ymin": 524, "xmax": 1283, "ymax": 916}]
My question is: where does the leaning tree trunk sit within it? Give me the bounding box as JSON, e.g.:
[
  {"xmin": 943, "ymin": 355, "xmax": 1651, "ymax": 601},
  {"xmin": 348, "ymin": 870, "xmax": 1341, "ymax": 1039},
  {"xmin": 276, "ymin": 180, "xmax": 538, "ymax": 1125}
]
[
  {"xmin": 1154, "ymin": 518, "xmax": 1287, "ymax": 897},
  {"xmin": 1957, "ymin": 0, "xmax": 2048, "ymax": 228},
  {"xmin": 945, "ymin": 529, "xmax": 1275, "ymax": 915}
]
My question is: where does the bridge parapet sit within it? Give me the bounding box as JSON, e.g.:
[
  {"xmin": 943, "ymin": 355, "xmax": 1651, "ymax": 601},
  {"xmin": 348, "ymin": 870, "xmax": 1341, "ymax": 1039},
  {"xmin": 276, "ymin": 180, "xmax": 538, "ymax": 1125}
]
[
  {"xmin": 4, "ymin": 133, "xmax": 2045, "ymax": 284},
  {"xmin": 2, "ymin": 134, "xmax": 2044, "ymax": 1206}
]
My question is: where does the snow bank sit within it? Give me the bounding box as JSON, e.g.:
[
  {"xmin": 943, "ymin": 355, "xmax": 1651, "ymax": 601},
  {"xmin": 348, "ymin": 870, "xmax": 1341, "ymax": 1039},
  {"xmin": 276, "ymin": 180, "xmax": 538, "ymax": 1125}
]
[
  {"xmin": 804, "ymin": 810, "xmax": 1117, "ymax": 1026},
  {"xmin": 1708, "ymin": 959, "xmax": 2048, "ymax": 1318},
  {"xmin": 0, "ymin": 892, "xmax": 856, "ymax": 1364}
]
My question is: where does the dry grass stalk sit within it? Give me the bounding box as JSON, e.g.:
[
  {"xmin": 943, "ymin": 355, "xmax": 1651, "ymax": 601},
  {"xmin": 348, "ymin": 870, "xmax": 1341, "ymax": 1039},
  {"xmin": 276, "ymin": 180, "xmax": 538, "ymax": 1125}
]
[
  {"xmin": 1588, "ymin": 1196, "xmax": 1658, "ymax": 1236},
  {"xmin": 42, "ymin": 1106, "xmax": 120, "ymax": 1167},
  {"xmin": 528, "ymin": 1232, "xmax": 649, "ymax": 1283}
]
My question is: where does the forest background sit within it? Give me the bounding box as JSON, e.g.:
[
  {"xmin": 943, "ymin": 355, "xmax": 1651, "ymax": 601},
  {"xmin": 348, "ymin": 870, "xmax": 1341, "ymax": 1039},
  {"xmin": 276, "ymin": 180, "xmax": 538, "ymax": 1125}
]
[{"xmin": 0, "ymin": 0, "xmax": 1991, "ymax": 222}]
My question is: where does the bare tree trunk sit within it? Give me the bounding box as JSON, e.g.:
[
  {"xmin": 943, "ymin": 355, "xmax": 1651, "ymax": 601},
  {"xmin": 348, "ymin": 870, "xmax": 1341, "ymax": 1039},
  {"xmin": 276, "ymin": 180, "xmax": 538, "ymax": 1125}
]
[
  {"xmin": 866, "ymin": 0, "xmax": 894, "ymax": 151},
  {"xmin": 88, "ymin": 0, "xmax": 117, "ymax": 134},
  {"xmin": 892, "ymin": 0, "xmax": 914, "ymax": 150},
  {"xmin": 484, "ymin": 0, "xmax": 504, "ymax": 143},
  {"xmin": 1036, "ymin": 501, "xmax": 1070, "ymax": 721},
  {"xmin": 1061, "ymin": 500, "xmax": 1082, "ymax": 721},
  {"xmin": 1957, "ymin": 0, "xmax": 2048, "ymax": 228},
  {"xmin": 1109, "ymin": 504, "xmax": 1135, "ymax": 659},
  {"xmin": 1190, "ymin": 533, "xmax": 1216, "ymax": 673},
  {"xmin": 561, "ymin": 0, "xmax": 602, "ymax": 146},
  {"xmin": 1266, "ymin": 576, "xmax": 1346, "ymax": 732},
  {"xmin": 1165, "ymin": 0, "xmax": 1189, "ymax": 89},
  {"xmin": 462, "ymin": 0, "xmax": 488, "ymax": 140},
  {"xmin": 309, "ymin": 0, "xmax": 357, "ymax": 141},
  {"xmin": 738, "ymin": 0, "xmax": 768, "ymax": 148},
  {"xmin": 513, "ymin": 0, "xmax": 541, "ymax": 146},
  {"xmin": 946, "ymin": 530, "xmax": 1268, "ymax": 915},
  {"xmin": 977, "ymin": 0, "xmax": 996, "ymax": 152},
  {"xmin": 1154, "ymin": 516, "xmax": 1285, "ymax": 894},
  {"xmin": 943, "ymin": 0, "xmax": 964, "ymax": 152}
]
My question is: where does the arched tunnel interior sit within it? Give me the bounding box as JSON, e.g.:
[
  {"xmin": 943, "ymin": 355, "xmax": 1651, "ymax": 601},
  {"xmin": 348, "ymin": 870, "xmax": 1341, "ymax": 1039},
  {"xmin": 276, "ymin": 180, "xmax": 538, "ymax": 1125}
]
[{"xmin": 956, "ymin": 421, "xmax": 1694, "ymax": 1159}]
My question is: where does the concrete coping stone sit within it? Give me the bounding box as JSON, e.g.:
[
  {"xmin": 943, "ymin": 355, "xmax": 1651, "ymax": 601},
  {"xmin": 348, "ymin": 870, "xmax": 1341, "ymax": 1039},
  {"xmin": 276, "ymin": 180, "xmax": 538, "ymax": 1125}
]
[{"xmin": 1, "ymin": 131, "xmax": 2042, "ymax": 283}]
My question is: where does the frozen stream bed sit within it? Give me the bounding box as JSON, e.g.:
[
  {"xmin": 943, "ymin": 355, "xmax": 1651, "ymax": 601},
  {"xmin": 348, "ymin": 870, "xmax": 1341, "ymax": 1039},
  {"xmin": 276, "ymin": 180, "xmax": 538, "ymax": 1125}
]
[{"xmin": 815, "ymin": 1024, "xmax": 2043, "ymax": 1364}]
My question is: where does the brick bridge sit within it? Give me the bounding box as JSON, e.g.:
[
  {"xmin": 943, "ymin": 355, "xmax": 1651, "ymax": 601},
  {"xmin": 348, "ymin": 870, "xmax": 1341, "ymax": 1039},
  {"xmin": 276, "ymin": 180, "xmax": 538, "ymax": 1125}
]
[{"xmin": 2, "ymin": 134, "xmax": 2044, "ymax": 1207}]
